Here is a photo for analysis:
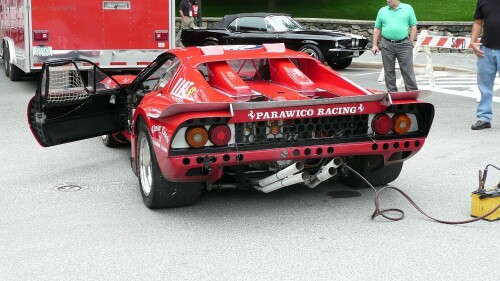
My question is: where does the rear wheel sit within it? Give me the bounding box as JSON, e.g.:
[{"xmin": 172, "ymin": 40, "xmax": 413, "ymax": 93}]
[
  {"xmin": 137, "ymin": 121, "xmax": 201, "ymax": 209},
  {"xmin": 328, "ymin": 57, "xmax": 353, "ymax": 70},
  {"xmin": 299, "ymin": 44, "xmax": 325, "ymax": 62},
  {"xmin": 341, "ymin": 155, "xmax": 403, "ymax": 188}
]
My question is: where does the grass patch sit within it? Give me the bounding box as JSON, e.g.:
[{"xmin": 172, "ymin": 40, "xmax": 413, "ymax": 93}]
[{"xmin": 201, "ymin": 0, "xmax": 476, "ymax": 22}]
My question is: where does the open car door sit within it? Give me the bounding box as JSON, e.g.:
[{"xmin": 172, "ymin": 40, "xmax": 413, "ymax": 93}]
[{"xmin": 27, "ymin": 59, "xmax": 129, "ymax": 147}]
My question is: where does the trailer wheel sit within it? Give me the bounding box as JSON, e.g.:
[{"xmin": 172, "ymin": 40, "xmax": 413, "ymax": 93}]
[
  {"xmin": 137, "ymin": 120, "xmax": 201, "ymax": 209},
  {"xmin": 9, "ymin": 63, "xmax": 24, "ymax": 81},
  {"xmin": 341, "ymin": 155, "xmax": 403, "ymax": 188},
  {"xmin": 3, "ymin": 45, "xmax": 10, "ymax": 77},
  {"xmin": 4, "ymin": 44, "xmax": 24, "ymax": 81}
]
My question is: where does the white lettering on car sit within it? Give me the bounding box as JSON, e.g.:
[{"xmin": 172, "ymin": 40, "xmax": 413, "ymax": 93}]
[
  {"xmin": 151, "ymin": 125, "xmax": 169, "ymax": 153},
  {"xmin": 247, "ymin": 105, "xmax": 364, "ymax": 120},
  {"xmin": 171, "ymin": 78, "xmax": 194, "ymax": 98},
  {"xmin": 152, "ymin": 140, "xmax": 168, "ymax": 154}
]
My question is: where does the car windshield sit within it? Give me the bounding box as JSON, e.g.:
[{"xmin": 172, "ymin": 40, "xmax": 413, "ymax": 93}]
[{"xmin": 267, "ymin": 16, "xmax": 302, "ymax": 32}]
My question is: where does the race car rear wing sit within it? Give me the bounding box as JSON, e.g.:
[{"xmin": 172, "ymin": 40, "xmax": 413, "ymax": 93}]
[{"xmin": 153, "ymin": 90, "xmax": 430, "ymax": 119}]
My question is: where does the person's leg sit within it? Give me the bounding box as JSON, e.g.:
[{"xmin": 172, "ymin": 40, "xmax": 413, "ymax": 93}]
[
  {"xmin": 175, "ymin": 21, "xmax": 183, "ymax": 45},
  {"xmin": 396, "ymin": 39, "xmax": 418, "ymax": 91},
  {"xmin": 188, "ymin": 17, "xmax": 196, "ymax": 28},
  {"xmin": 176, "ymin": 18, "xmax": 191, "ymax": 46},
  {"xmin": 380, "ymin": 40, "xmax": 398, "ymax": 92},
  {"xmin": 476, "ymin": 46, "xmax": 496, "ymax": 123}
]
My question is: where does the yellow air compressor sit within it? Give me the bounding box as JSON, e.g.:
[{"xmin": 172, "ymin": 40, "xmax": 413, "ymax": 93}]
[{"xmin": 471, "ymin": 168, "xmax": 500, "ymax": 221}]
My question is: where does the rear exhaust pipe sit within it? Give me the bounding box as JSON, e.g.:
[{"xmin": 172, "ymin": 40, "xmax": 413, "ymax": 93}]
[
  {"xmin": 305, "ymin": 157, "xmax": 342, "ymax": 188},
  {"xmin": 306, "ymin": 167, "xmax": 337, "ymax": 188},
  {"xmin": 325, "ymin": 157, "xmax": 343, "ymax": 170},
  {"xmin": 257, "ymin": 162, "xmax": 304, "ymax": 187},
  {"xmin": 254, "ymin": 172, "xmax": 310, "ymax": 193}
]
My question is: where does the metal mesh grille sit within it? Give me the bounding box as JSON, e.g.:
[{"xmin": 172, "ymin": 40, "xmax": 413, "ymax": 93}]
[
  {"xmin": 46, "ymin": 65, "xmax": 89, "ymax": 103},
  {"xmin": 235, "ymin": 115, "xmax": 369, "ymax": 144}
]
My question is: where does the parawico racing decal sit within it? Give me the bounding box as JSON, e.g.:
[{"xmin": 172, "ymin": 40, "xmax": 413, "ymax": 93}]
[{"xmin": 247, "ymin": 104, "xmax": 365, "ymax": 120}]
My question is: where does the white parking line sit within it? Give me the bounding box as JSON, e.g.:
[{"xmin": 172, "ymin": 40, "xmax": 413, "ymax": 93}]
[{"xmin": 412, "ymin": 71, "xmax": 500, "ymax": 103}]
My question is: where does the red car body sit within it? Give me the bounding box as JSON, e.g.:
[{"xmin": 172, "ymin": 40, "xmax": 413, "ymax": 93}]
[{"xmin": 27, "ymin": 44, "xmax": 434, "ymax": 209}]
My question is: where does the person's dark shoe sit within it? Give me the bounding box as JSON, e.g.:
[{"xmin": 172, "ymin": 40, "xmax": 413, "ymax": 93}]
[{"xmin": 471, "ymin": 120, "xmax": 491, "ymax": 130}]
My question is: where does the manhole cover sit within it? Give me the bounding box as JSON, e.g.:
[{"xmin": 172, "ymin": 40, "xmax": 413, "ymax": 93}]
[{"xmin": 55, "ymin": 184, "xmax": 83, "ymax": 192}]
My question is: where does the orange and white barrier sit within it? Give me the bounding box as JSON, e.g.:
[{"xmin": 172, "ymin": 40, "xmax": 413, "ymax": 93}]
[{"xmin": 421, "ymin": 35, "xmax": 472, "ymax": 49}]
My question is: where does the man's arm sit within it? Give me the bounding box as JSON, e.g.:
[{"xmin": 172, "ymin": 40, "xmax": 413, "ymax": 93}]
[
  {"xmin": 409, "ymin": 25, "xmax": 417, "ymax": 43},
  {"xmin": 471, "ymin": 19, "xmax": 484, "ymax": 57},
  {"xmin": 372, "ymin": 28, "xmax": 381, "ymax": 55}
]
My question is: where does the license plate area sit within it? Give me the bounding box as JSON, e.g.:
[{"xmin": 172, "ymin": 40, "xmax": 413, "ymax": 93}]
[{"xmin": 33, "ymin": 46, "xmax": 53, "ymax": 57}]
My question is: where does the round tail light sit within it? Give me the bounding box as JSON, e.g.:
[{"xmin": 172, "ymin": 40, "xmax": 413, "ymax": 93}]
[
  {"xmin": 393, "ymin": 114, "xmax": 412, "ymax": 134},
  {"xmin": 185, "ymin": 126, "xmax": 208, "ymax": 148},
  {"xmin": 209, "ymin": 124, "xmax": 231, "ymax": 146},
  {"xmin": 372, "ymin": 114, "xmax": 393, "ymax": 135}
]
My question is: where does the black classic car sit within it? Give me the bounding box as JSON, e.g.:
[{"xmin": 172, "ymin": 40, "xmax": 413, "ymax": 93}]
[{"xmin": 181, "ymin": 13, "xmax": 369, "ymax": 69}]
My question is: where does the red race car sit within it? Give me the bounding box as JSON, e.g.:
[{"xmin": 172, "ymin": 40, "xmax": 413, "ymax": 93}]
[{"xmin": 27, "ymin": 44, "xmax": 434, "ymax": 209}]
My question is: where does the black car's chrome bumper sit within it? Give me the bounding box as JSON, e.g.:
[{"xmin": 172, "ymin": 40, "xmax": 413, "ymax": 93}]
[{"xmin": 328, "ymin": 48, "xmax": 366, "ymax": 58}]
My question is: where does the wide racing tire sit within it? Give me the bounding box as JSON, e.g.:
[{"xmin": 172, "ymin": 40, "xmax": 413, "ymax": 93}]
[
  {"xmin": 137, "ymin": 120, "xmax": 201, "ymax": 209},
  {"xmin": 299, "ymin": 44, "xmax": 325, "ymax": 63},
  {"xmin": 341, "ymin": 155, "xmax": 403, "ymax": 188}
]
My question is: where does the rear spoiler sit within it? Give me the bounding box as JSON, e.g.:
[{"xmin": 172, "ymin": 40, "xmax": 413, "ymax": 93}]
[{"xmin": 153, "ymin": 90, "xmax": 430, "ymax": 118}]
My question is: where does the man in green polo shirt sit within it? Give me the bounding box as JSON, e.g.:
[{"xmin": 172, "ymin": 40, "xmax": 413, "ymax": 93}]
[{"xmin": 371, "ymin": 0, "xmax": 418, "ymax": 93}]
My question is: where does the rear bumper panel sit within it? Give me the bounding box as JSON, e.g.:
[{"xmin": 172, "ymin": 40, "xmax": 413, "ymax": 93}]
[{"xmin": 159, "ymin": 137, "xmax": 425, "ymax": 182}]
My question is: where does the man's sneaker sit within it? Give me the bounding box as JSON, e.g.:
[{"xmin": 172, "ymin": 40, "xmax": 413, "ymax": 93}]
[{"xmin": 471, "ymin": 120, "xmax": 491, "ymax": 130}]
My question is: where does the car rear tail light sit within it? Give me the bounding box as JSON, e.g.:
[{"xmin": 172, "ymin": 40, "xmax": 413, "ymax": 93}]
[
  {"xmin": 185, "ymin": 127, "xmax": 208, "ymax": 148},
  {"xmin": 392, "ymin": 114, "xmax": 412, "ymax": 134},
  {"xmin": 209, "ymin": 125, "xmax": 231, "ymax": 146},
  {"xmin": 154, "ymin": 30, "xmax": 168, "ymax": 41},
  {"xmin": 372, "ymin": 114, "xmax": 393, "ymax": 135},
  {"xmin": 33, "ymin": 30, "xmax": 49, "ymax": 41}
]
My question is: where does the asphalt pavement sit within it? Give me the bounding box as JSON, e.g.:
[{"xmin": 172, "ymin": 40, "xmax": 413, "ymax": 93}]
[{"xmin": 352, "ymin": 50, "xmax": 477, "ymax": 73}]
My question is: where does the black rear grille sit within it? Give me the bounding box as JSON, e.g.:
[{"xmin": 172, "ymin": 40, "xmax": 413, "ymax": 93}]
[{"xmin": 235, "ymin": 115, "xmax": 369, "ymax": 144}]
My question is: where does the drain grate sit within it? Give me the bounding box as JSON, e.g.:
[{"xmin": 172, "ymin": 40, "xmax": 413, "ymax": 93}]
[{"xmin": 55, "ymin": 183, "xmax": 84, "ymax": 192}]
